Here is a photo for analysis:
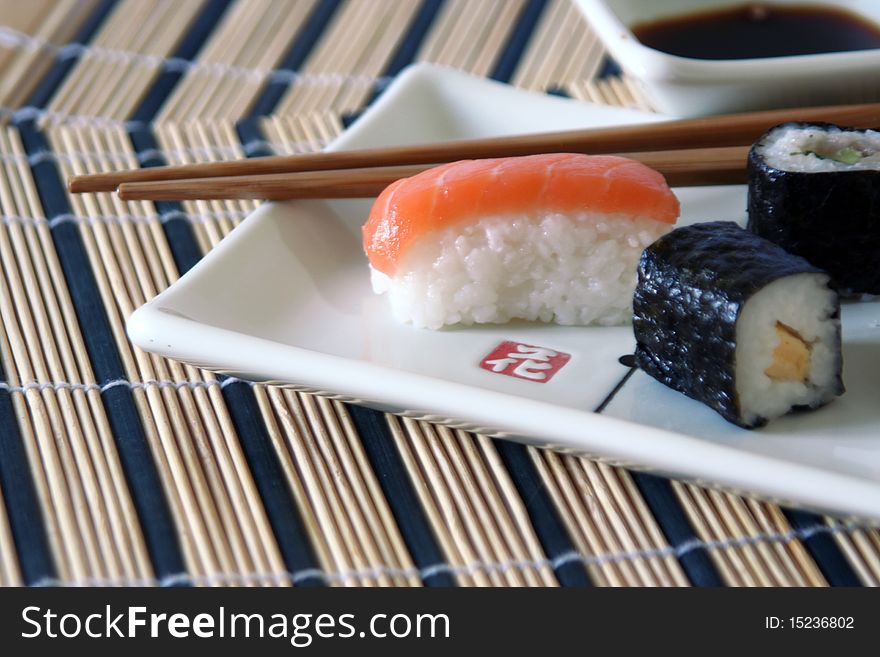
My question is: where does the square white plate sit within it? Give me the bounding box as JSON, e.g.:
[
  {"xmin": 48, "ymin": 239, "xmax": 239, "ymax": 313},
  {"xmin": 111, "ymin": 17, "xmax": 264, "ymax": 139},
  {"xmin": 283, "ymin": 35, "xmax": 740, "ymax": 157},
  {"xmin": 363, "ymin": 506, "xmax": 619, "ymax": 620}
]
[{"xmin": 128, "ymin": 64, "xmax": 880, "ymax": 521}]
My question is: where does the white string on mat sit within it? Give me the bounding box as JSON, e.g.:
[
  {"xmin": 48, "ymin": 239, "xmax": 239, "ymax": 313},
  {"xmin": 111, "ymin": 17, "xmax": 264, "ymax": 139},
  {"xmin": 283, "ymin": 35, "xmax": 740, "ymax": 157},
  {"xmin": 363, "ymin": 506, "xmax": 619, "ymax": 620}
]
[
  {"xmin": 3, "ymin": 98, "xmax": 350, "ymax": 133},
  {"xmin": 0, "ymin": 26, "xmax": 393, "ymax": 87},
  {"xmin": 1, "ymin": 105, "xmax": 133, "ymax": 128},
  {"xmin": 8, "ymin": 137, "xmax": 327, "ymax": 167},
  {"xmin": 25, "ymin": 518, "xmax": 866, "ymax": 587},
  {"xmin": 0, "ymin": 377, "xmax": 251, "ymax": 395},
  {"xmin": 2, "ymin": 209, "xmax": 252, "ymax": 229},
  {"xmin": 1, "ymin": 124, "xmax": 326, "ymax": 164}
]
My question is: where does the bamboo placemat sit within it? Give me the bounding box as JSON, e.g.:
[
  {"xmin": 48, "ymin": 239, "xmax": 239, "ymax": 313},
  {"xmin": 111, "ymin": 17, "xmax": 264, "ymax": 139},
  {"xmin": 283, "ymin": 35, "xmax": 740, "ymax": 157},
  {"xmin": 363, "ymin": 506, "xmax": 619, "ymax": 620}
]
[{"xmin": 0, "ymin": 0, "xmax": 877, "ymax": 587}]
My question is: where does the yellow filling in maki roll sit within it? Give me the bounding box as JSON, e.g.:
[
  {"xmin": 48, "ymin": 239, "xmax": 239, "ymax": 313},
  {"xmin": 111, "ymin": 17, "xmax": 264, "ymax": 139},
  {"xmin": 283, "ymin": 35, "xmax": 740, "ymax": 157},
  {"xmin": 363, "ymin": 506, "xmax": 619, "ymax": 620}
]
[{"xmin": 765, "ymin": 323, "xmax": 811, "ymax": 382}]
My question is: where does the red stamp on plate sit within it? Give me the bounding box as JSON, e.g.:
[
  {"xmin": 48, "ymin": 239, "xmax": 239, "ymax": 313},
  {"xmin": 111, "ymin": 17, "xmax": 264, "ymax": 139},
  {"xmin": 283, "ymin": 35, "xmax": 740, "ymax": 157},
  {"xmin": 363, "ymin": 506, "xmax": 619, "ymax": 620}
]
[{"xmin": 479, "ymin": 341, "xmax": 571, "ymax": 383}]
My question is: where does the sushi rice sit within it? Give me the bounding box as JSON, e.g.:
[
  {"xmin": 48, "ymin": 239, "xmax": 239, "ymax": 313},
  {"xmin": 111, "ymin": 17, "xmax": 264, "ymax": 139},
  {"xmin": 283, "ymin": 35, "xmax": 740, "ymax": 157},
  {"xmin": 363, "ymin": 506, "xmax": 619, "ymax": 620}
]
[
  {"xmin": 370, "ymin": 210, "xmax": 669, "ymax": 329},
  {"xmin": 736, "ymin": 273, "xmax": 841, "ymax": 426},
  {"xmin": 756, "ymin": 123, "xmax": 880, "ymax": 172}
]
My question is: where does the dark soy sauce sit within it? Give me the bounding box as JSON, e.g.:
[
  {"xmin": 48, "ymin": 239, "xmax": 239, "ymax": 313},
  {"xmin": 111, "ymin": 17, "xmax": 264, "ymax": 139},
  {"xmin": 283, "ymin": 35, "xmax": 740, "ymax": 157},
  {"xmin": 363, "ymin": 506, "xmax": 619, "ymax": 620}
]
[{"xmin": 631, "ymin": 3, "xmax": 880, "ymax": 60}]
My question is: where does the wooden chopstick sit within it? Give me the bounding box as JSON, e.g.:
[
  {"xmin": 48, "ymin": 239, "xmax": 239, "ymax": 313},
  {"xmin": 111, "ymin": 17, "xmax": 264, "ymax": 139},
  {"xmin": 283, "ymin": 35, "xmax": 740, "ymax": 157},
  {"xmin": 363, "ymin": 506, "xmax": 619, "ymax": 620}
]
[
  {"xmin": 115, "ymin": 146, "xmax": 750, "ymax": 201},
  {"xmin": 69, "ymin": 101, "xmax": 880, "ymax": 194}
]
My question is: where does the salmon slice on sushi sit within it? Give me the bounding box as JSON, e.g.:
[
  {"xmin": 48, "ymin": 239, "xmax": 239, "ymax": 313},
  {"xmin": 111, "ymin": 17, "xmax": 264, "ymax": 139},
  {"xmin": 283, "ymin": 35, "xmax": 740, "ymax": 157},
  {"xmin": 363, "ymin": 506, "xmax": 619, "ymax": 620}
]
[{"xmin": 362, "ymin": 153, "xmax": 680, "ymax": 329}]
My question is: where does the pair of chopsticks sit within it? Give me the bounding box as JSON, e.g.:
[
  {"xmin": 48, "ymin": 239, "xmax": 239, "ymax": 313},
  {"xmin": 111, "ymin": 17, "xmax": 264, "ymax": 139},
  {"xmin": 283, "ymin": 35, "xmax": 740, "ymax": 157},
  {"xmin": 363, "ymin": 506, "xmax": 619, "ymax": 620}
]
[{"xmin": 68, "ymin": 102, "xmax": 880, "ymax": 201}]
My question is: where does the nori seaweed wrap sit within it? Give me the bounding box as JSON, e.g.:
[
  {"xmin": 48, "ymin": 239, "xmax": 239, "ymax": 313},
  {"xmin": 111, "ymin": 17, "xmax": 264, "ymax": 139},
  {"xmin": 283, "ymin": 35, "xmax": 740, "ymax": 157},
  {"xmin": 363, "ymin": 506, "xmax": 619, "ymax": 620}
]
[
  {"xmin": 634, "ymin": 221, "xmax": 844, "ymax": 429},
  {"xmin": 747, "ymin": 121, "xmax": 880, "ymax": 294}
]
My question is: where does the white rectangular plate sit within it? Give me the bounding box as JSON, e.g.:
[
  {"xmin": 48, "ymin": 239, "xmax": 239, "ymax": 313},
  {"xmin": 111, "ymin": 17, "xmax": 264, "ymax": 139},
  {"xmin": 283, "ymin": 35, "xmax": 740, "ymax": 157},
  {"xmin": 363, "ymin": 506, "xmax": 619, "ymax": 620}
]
[{"xmin": 128, "ymin": 64, "xmax": 880, "ymax": 521}]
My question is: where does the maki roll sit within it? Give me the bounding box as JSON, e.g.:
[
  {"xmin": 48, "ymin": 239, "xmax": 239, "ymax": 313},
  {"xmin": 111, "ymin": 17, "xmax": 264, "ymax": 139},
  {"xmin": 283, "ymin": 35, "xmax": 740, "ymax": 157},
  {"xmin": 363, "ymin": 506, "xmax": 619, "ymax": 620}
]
[
  {"xmin": 748, "ymin": 122, "xmax": 880, "ymax": 294},
  {"xmin": 634, "ymin": 222, "xmax": 843, "ymax": 429}
]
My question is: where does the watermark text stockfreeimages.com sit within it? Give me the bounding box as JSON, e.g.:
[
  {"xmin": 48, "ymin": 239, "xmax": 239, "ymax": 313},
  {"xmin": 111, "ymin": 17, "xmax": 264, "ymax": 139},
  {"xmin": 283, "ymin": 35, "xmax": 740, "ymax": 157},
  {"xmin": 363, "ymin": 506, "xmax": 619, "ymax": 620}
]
[{"xmin": 21, "ymin": 606, "xmax": 450, "ymax": 647}]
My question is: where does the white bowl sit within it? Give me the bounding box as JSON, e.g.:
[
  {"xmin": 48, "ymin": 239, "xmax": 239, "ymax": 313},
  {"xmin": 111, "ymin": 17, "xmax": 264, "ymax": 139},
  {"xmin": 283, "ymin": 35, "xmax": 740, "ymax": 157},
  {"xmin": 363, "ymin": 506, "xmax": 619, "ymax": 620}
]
[{"xmin": 575, "ymin": 0, "xmax": 880, "ymax": 116}]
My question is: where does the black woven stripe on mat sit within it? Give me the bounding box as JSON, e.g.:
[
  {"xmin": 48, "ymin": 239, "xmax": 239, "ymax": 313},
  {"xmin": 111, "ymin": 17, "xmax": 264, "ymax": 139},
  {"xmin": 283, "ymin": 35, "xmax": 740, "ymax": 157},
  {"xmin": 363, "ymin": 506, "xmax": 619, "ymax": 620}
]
[
  {"xmin": 18, "ymin": 123, "xmax": 186, "ymax": 581},
  {"xmin": 125, "ymin": 130, "xmax": 326, "ymax": 585},
  {"xmin": 596, "ymin": 56, "xmax": 623, "ymax": 80},
  {"xmin": 382, "ymin": 0, "xmax": 446, "ymax": 79},
  {"xmin": 9, "ymin": 0, "xmax": 187, "ymax": 583},
  {"xmin": 495, "ymin": 442, "xmax": 593, "ymax": 586},
  {"xmin": 245, "ymin": 0, "xmax": 343, "ymax": 119},
  {"xmin": 784, "ymin": 509, "xmax": 860, "ymax": 586},
  {"xmin": 490, "ymin": 0, "xmax": 548, "ymax": 83},
  {"xmin": 342, "ymin": 0, "xmax": 542, "ymax": 126},
  {"xmin": 219, "ymin": 381, "xmax": 326, "ymax": 587},
  {"xmin": 342, "ymin": 0, "xmax": 445, "ymax": 118},
  {"xmin": 238, "ymin": 0, "xmax": 492, "ymax": 585},
  {"xmin": 128, "ymin": 0, "xmax": 381, "ymax": 585},
  {"xmin": 125, "ymin": 0, "xmax": 233, "ymax": 276},
  {"xmin": 0, "ymin": 361, "xmax": 56, "ymax": 583},
  {"xmin": 346, "ymin": 405, "xmax": 456, "ymax": 587},
  {"xmin": 25, "ymin": 0, "xmax": 119, "ymax": 110},
  {"xmin": 630, "ymin": 473, "xmax": 724, "ymax": 586},
  {"xmin": 131, "ymin": 0, "xmax": 235, "ymax": 123}
]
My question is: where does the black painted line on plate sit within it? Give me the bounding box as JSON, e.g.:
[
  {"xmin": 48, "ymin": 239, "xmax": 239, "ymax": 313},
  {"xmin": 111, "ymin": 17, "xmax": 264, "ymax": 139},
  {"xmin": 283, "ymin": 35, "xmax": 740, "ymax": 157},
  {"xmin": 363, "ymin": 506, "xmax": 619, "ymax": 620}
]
[
  {"xmin": 0, "ymin": 360, "xmax": 57, "ymax": 584},
  {"xmin": 24, "ymin": 0, "xmax": 119, "ymax": 110},
  {"xmin": 245, "ymin": 0, "xmax": 343, "ymax": 120},
  {"xmin": 18, "ymin": 123, "xmax": 186, "ymax": 581},
  {"xmin": 130, "ymin": 0, "xmax": 235, "ymax": 124},
  {"xmin": 592, "ymin": 365, "xmax": 637, "ymax": 414},
  {"xmin": 783, "ymin": 509, "xmax": 861, "ymax": 586},
  {"xmin": 347, "ymin": 406, "xmax": 456, "ymax": 587},
  {"xmin": 494, "ymin": 441, "xmax": 593, "ymax": 586},
  {"xmin": 490, "ymin": 0, "xmax": 548, "ymax": 83}
]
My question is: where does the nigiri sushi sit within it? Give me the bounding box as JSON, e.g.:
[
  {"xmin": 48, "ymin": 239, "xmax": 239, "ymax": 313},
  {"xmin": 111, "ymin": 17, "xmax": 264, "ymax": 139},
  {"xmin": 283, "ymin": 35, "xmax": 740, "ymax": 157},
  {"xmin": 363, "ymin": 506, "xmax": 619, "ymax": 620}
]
[{"xmin": 362, "ymin": 153, "xmax": 679, "ymax": 329}]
